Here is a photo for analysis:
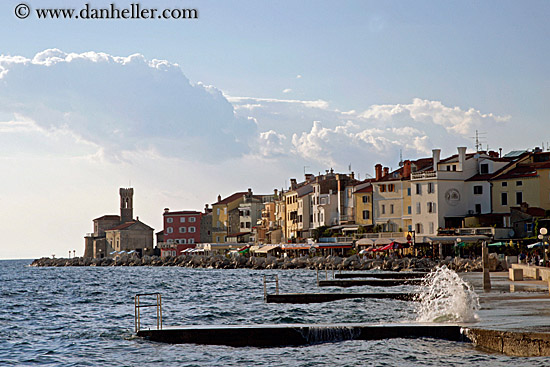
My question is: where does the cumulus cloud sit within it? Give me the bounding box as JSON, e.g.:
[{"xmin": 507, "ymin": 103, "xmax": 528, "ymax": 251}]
[
  {"xmin": 230, "ymin": 95, "xmax": 510, "ymax": 173},
  {"xmin": 0, "ymin": 49, "xmax": 256, "ymax": 161}
]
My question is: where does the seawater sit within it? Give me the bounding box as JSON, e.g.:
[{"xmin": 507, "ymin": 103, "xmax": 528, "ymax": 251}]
[{"xmin": 1, "ymin": 259, "xmax": 550, "ymax": 366}]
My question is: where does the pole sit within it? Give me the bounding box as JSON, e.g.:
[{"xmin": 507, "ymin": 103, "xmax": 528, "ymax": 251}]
[{"xmin": 482, "ymin": 241, "xmax": 491, "ymax": 291}]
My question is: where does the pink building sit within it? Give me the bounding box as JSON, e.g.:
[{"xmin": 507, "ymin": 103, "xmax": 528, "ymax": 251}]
[{"xmin": 161, "ymin": 209, "xmax": 204, "ymax": 257}]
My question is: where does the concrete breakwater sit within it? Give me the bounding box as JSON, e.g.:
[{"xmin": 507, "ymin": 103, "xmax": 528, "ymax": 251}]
[{"xmin": 30, "ymin": 253, "xmax": 493, "ymax": 272}]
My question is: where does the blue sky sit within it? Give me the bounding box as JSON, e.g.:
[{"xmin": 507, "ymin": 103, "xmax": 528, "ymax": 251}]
[{"xmin": 0, "ymin": 0, "xmax": 548, "ymax": 258}]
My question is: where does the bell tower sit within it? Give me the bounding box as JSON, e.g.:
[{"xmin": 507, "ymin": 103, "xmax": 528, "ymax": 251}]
[{"xmin": 120, "ymin": 187, "xmax": 134, "ymax": 223}]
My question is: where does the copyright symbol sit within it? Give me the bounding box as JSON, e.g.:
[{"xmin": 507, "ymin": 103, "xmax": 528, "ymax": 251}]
[{"xmin": 15, "ymin": 3, "xmax": 30, "ymax": 19}]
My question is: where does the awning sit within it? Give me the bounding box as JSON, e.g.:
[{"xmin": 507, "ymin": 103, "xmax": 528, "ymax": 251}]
[
  {"xmin": 254, "ymin": 245, "xmax": 281, "ymax": 254},
  {"xmin": 528, "ymin": 242, "xmax": 548, "ymax": 249},
  {"xmin": 488, "ymin": 242, "xmax": 507, "ymax": 247},
  {"xmin": 315, "ymin": 243, "xmax": 353, "ymax": 249},
  {"xmin": 356, "ymin": 238, "xmax": 375, "ymax": 246}
]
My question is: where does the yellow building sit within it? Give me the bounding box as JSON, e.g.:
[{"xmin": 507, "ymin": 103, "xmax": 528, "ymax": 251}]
[
  {"xmin": 491, "ymin": 151, "xmax": 550, "ymax": 214},
  {"xmin": 353, "ymin": 184, "xmax": 373, "ymax": 226},
  {"xmin": 372, "ymin": 159, "xmax": 431, "ymax": 232},
  {"xmin": 211, "ymin": 191, "xmax": 248, "ymax": 242},
  {"xmin": 284, "ymin": 190, "xmax": 299, "ymax": 240}
]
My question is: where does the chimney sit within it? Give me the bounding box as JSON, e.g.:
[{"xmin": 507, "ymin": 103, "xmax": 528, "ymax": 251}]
[
  {"xmin": 290, "ymin": 178, "xmax": 297, "ymax": 189},
  {"xmin": 274, "ymin": 188, "xmax": 278, "ymax": 198},
  {"xmin": 375, "ymin": 164, "xmax": 382, "ymax": 180},
  {"xmin": 305, "ymin": 173, "xmax": 314, "ymax": 181},
  {"xmin": 204, "ymin": 204, "xmax": 209, "ymax": 213},
  {"xmin": 217, "ymin": 194, "xmax": 221, "ymax": 202},
  {"xmin": 247, "ymin": 188, "xmax": 252, "ymax": 196},
  {"xmin": 350, "ymin": 172, "xmax": 355, "ymax": 180},
  {"xmin": 164, "ymin": 208, "xmax": 170, "ymax": 214},
  {"xmin": 432, "ymin": 149, "xmax": 441, "ymax": 171},
  {"xmin": 383, "ymin": 167, "xmax": 389, "ymax": 177},
  {"xmin": 458, "ymin": 147, "xmax": 467, "ymax": 171},
  {"xmin": 403, "ymin": 160, "xmax": 411, "ymax": 178}
]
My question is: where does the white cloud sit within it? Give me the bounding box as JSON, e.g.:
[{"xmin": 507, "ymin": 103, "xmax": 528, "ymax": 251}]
[
  {"xmin": 296, "ymin": 74, "xmax": 302, "ymax": 79},
  {"xmin": 282, "ymin": 88, "xmax": 292, "ymax": 94},
  {"xmin": 0, "ymin": 49, "xmax": 256, "ymax": 162}
]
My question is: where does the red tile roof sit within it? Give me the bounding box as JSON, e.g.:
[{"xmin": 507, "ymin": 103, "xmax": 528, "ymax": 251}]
[
  {"xmin": 164, "ymin": 211, "xmax": 201, "ymax": 216},
  {"xmin": 93, "ymin": 215, "xmax": 120, "ymax": 221},
  {"xmin": 212, "ymin": 192, "xmax": 248, "ymax": 206},
  {"xmin": 354, "ymin": 185, "xmax": 373, "ymax": 194},
  {"xmin": 108, "ymin": 221, "xmax": 136, "ymax": 230}
]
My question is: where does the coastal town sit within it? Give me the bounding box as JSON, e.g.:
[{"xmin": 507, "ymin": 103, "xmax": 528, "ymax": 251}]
[{"xmin": 79, "ymin": 144, "xmax": 550, "ymax": 264}]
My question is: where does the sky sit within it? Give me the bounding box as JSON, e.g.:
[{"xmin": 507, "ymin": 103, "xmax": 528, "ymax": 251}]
[{"xmin": 0, "ymin": 0, "xmax": 548, "ymax": 259}]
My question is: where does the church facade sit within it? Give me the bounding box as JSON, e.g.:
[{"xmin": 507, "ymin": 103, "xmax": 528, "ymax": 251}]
[{"xmin": 84, "ymin": 188, "xmax": 154, "ymax": 258}]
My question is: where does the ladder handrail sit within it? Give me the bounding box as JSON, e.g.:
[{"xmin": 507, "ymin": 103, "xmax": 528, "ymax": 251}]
[{"xmin": 135, "ymin": 293, "xmax": 162, "ymax": 333}]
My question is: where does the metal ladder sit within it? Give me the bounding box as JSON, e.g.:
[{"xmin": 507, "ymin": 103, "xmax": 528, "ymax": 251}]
[
  {"xmin": 134, "ymin": 293, "xmax": 163, "ymax": 333},
  {"xmin": 263, "ymin": 275, "xmax": 279, "ymax": 301}
]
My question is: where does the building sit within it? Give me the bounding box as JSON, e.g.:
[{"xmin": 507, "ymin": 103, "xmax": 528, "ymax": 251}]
[
  {"xmin": 410, "ymin": 148, "xmax": 510, "ymax": 235},
  {"xmin": 353, "ymin": 182, "xmax": 373, "ymax": 227},
  {"xmin": 84, "ymin": 188, "xmax": 154, "ymax": 258}
]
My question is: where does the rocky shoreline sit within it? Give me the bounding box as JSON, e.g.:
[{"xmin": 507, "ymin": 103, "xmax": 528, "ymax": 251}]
[{"xmin": 30, "ymin": 253, "xmax": 508, "ymax": 272}]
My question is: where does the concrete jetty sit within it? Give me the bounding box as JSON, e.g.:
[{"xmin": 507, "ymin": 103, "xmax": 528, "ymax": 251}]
[
  {"xmin": 265, "ymin": 292, "xmax": 416, "ymax": 303},
  {"xmin": 137, "ymin": 323, "xmax": 464, "ymax": 347},
  {"xmin": 318, "ymin": 279, "xmax": 423, "ymax": 287},
  {"xmin": 334, "ymin": 272, "xmax": 428, "ymax": 279}
]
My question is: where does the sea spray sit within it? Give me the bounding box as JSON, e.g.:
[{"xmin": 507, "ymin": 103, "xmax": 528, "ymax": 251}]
[{"xmin": 415, "ymin": 266, "xmax": 480, "ymax": 323}]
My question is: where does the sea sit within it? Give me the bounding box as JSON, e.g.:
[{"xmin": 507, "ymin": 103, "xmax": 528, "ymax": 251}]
[{"xmin": 1, "ymin": 259, "xmax": 550, "ymax": 366}]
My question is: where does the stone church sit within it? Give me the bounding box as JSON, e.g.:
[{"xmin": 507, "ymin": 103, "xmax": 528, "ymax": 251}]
[{"xmin": 84, "ymin": 188, "xmax": 154, "ymax": 258}]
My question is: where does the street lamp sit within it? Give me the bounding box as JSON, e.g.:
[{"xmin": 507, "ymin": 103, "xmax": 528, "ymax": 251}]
[
  {"xmin": 538, "ymin": 227, "xmax": 548, "ymax": 267},
  {"xmin": 455, "ymin": 237, "xmax": 462, "ymax": 258}
]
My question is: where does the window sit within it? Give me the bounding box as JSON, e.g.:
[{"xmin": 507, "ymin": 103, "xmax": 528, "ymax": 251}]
[
  {"xmin": 180, "ymin": 217, "xmax": 186, "ymax": 223},
  {"xmin": 416, "ymin": 202, "xmax": 421, "ymax": 214},
  {"xmin": 179, "ymin": 227, "xmax": 186, "ymax": 233},
  {"xmin": 388, "ymin": 184, "xmax": 395, "ymax": 192},
  {"xmin": 224, "ymin": 208, "xmax": 227, "ymax": 215},
  {"xmin": 407, "ymin": 187, "xmax": 411, "ymax": 196},
  {"xmin": 381, "ymin": 205, "xmax": 386, "ymax": 214},
  {"xmin": 167, "ymin": 218, "xmax": 173, "ymax": 223},
  {"xmin": 380, "ymin": 185, "xmax": 386, "ymax": 192},
  {"xmin": 452, "ymin": 165, "xmax": 457, "ymax": 171},
  {"xmin": 240, "ymin": 222, "xmax": 245, "ymax": 229},
  {"xmin": 390, "ymin": 204, "xmax": 394, "ymax": 214},
  {"xmin": 474, "ymin": 186, "xmax": 483, "ymax": 195},
  {"xmin": 166, "ymin": 227, "xmax": 173, "ymax": 234},
  {"xmin": 216, "ymin": 236, "xmax": 220, "ymax": 242},
  {"xmin": 245, "ymin": 222, "xmax": 251, "ymax": 229},
  {"xmin": 429, "ymin": 222, "xmax": 434, "ymax": 234},
  {"xmin": 188, "ymin": 238, "xmax": 195, "ymax": 244},
  {"xmin": 480, "ymin": 164, "xmax": 489, "ymax": 174},
  {"xmin": 501, "ymin": 192, "xmax": 508, "ymax": 206},
  {"xmin": 362, "ymin": 195, "xmax": 370, "ymax": 203},
  {"xmin": 475, "ymin": 204, "xmax": 482, "ymax": 214},
  {"xmin": 189, "ymin": 217, "xmax": 196, "ymax": 222},
  {"xmin": 446, "ymin": 166, "xmax": 451, "ymax": 171},
  {"xmin": 516, "ymin": 181, "xmax": 523, "ymax": 186},
  {"xmin": 427, "ymin": 182, "xmax": 434, "ymax": 194},
  {"xmin": 516, "ymin": 192, "xmax": 523, "ymax": 205},
  {"xmin": 217, "ymin": 208, "xmax": 220, "ymax": 215},
  {"xmin": 407, "ymin": 206, "xmax": 412, "ymax": 215},
  {"xmin": 408, "ymin": 225, "xmax": 413, "ymax": 231},
  {"xmin": 180, "ymin": 239, "xmax": 187, "ymax": 244},
  {"xmin": 427, "ymin": 202, "xmax": 436, "ymax": 213},
  {"xmin": 416, "ymin": 184, "xmax": 422, "ymax": 195},
  {"xmin": 502, "ymin": 182, "xmax": 508, "ymax": 187},
  {"xmin": 362, "ymin": 210, "xmax": 370, "ymax": 220},
  {"xmin": 415, "ymin": 223, "xmax": 423, "ymax": 234}
]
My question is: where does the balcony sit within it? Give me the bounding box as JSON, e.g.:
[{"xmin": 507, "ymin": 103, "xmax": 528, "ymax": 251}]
[{"xmin": 411, "ymin": 171, "xmax": 437, "ymax": 180}]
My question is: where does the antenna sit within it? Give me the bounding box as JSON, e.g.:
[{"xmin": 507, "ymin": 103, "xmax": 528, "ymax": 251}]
[
  {"xmin": 348, "ymin": 163, "xmax": 352, "ymax": 173},
  {"xmin": 471, "ymin": 130, "xmax": 487, "ymax": 152},
  {"xmin": 398, "ymin": 149, "xmax": 404, "ymax": 167},
  {"xmin": 303, "ymin": 166, "xmax": 310, "ymax": 175}
]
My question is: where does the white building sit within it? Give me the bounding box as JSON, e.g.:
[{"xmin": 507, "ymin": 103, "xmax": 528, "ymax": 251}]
[{"xmin": 410, "ymin": 147, "xmax": 509, "ymax": 235}]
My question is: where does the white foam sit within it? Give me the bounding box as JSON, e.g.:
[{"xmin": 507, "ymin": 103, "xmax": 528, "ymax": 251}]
[{"xmin": 415, "ymin": 266, "xmax": 480, "ymax": 323}]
